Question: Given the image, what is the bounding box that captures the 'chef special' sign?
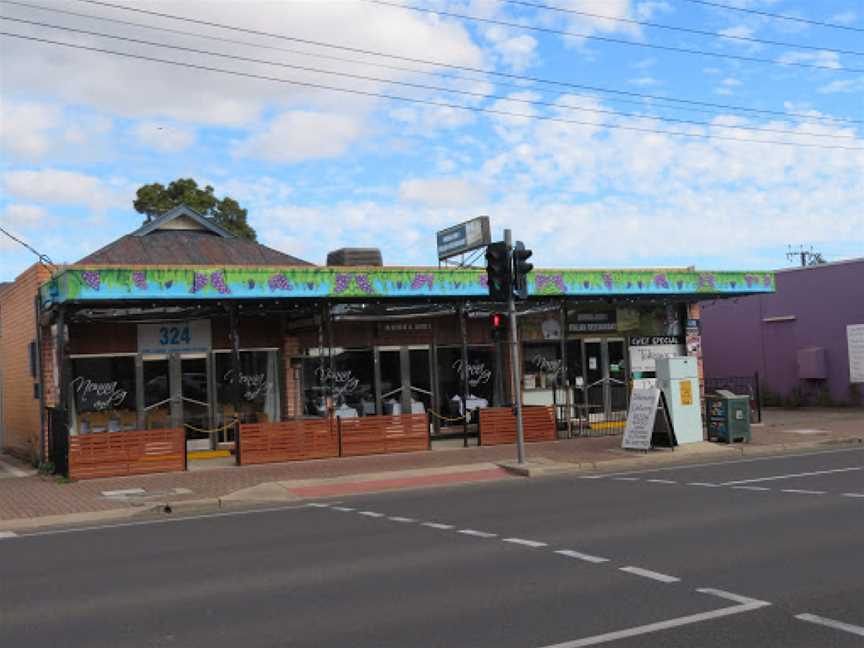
[138,320,212,354]
[628,336,685,373]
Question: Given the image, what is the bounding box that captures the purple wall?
[701,259,864,405]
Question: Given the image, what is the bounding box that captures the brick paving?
[1,407,860,523]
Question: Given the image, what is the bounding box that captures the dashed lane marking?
[646,479,677,484]
[358,511,385,518]
[687,482,721,487]
[458,529,497,538]
[537,588,771,647]
[306,503,331,508]
[619,566,681,583]
[503,538,547,548]
[0,531,18,539]
[719,466,864,486]
[795,613,864,638]
[781,489,825,495]
[333,506,355,512]
[612,477,640,481]
[842,493,864,498]
[421,522,454,530]
[554,550,610,564]
[388,516,416,523]
[731,486,771,491]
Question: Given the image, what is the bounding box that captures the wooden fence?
[68,428,185,480]
[339,413,430,457]
[478,406,557,446]
[238,419,339,465]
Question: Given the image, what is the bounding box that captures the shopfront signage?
[378,321,432,334]
[138,320,212,355]
[629,336,685,373]
[452,359,492,388]
[436,216,491,260]
[848,324,864,383]
[622,388,661,450]
[71,376,129,411]
[569,311,617,332]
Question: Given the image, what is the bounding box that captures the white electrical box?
[655,356,703,444]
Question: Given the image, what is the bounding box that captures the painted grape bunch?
[334,274,352,293]
[744,274,758,288]
[82,270,100,291]
[191,272,208,293]
[698,273,716,289]
[535,274,565,293]
[410,273,434,290]
[355,274,374,294]
[210,271,230,294]
[267,274,293,291]
[132,271,147,290]
[479,275,488,289]
[653,274,670,289]
[602,273,614,290]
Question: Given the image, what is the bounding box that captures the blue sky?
[1,0,863,281]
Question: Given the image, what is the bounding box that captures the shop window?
[437,346,495,426]
[70,356,137,434]
[299,348,374,417]
[522,342,564,390]
[214,351,280,424]
[142,357,171,430]
[565,341,585,391]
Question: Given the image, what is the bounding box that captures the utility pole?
[504,229,526,464]
[786,244,823,267]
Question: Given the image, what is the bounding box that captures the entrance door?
[179,354,212,451]
[607,338,628,418]
[580,338,629,422]
[584,340,604,422]
[141,356,172,430]
[376,346,432,415]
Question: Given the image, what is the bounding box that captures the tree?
[133,178,257,241]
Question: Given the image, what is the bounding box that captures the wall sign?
[377,321,432,335]
[436,216,491,260]
[568,310,617,332]
[629,336,685,373]
[138,320,212,354]
[848,324,864,384]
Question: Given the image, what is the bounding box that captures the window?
[522,342,564,390]
[70,356,137,434]
[214,350,280,424]
[437,346,496,425]
[299,348,375,417]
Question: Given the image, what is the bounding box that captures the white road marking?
[332,506,355,512]
[731,486,771,491]
[358,511,384,518]
[619,566,680,583]
[101,488,147,497]
[388,516,415,523]
[503,538,547,548]
[687,482,720,487]
[781,489,825,495]
[613,477,640,481]
[538,588,771,647]
[842,492,864,498]
[646,479,677,484]
[720,466,864,486]
[421,522,454,530]
[306,502,331,508]
[554,550,610,564]
[795,613,864,638]
[0,531,18,539]
[458,529,497,538]
[578,446,864,479]
[0,457,30,477]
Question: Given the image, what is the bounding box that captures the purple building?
[701,258,864,407]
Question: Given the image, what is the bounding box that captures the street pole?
[504,229,526,464]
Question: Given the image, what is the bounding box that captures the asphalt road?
[2,446,863,647]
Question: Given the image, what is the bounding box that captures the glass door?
[180,354,212,451]
[607,338,629,417]
[141,356,173,430]
[584,339,605,423]
[376,346,432,415]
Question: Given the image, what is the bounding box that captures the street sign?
[436,216,491,260]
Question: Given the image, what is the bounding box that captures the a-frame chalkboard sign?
[622,387,678,451]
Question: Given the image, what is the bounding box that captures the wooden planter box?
[238,419,339,465]
[479,406,556,446]
[68,428,185,480]
[339,414,430,457]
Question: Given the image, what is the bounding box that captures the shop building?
[0,205,775,475]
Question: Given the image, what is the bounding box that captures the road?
[1,446,863,647]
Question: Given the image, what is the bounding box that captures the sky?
[1,0,863,280]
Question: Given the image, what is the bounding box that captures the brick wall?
[0,264,51,462]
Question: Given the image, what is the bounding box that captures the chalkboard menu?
[622,387,677,450]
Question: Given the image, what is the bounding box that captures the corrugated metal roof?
[77,230,310,266]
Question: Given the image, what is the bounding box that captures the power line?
[499,0,864,57]
[0,223,57,271]
[3,15,855,141]
[367,0,864,73]
[2,30,862,152]
[13,0,855,126]
[680,0,864,33]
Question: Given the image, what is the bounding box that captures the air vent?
[326,248,383,267]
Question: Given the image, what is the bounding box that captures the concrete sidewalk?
[1,407,860,531]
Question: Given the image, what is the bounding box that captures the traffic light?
[485,241,511,301]
[489,312,506,340]
[512,240,534,300]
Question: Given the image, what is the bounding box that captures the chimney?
[326,248,383,267]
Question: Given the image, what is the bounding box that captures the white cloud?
[630,76,661,87]
[777,51,842,69]
[132,122,196,153]
[2,169,127,212]
[1,204,48,230]
[234,111,364,163]
[718,25,755,39]
[399,177,486,208]
[818,76,864,94]
[829,11,857,25]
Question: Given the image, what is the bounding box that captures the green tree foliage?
[133,178,257,241]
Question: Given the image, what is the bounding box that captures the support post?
[229,305,242,460]
[505,229,526,464]
[459,305,470,448]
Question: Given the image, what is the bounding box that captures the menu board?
[849,324,864,383]
[622,388,661,450]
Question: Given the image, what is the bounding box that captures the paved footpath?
[0,407,860,529]
[1,446,862,647]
